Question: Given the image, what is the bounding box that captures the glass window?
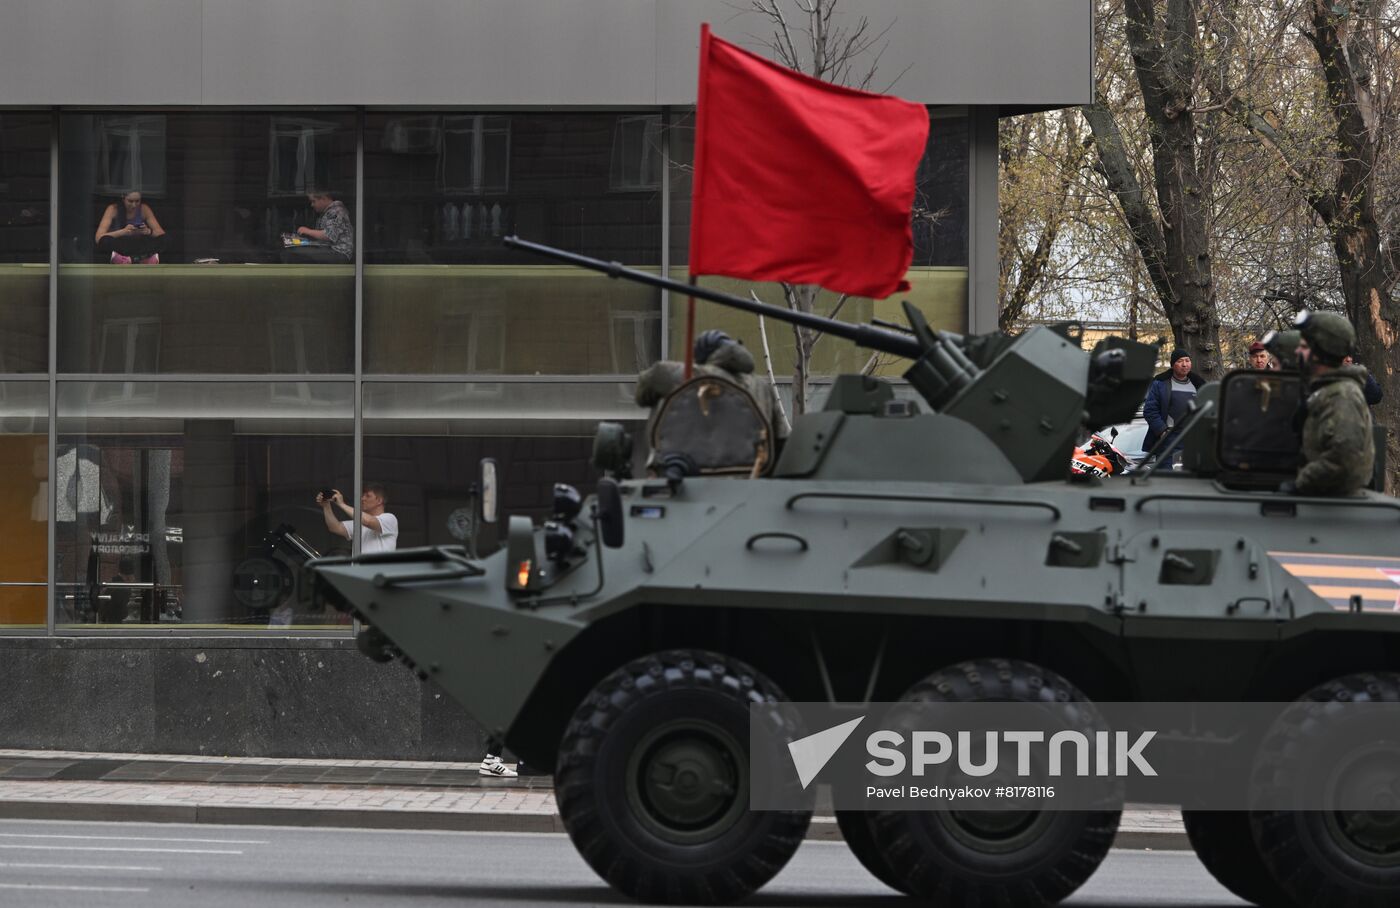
[363,112,661,375]
[0,382,48,628]
[0,113,51,372]
[55,381,353,630]
[666,110,969,376]
[915,113,970,268]
[97,114,166,196]
[58,112,356,374]
[365,381,644,552]
[609,115,663,191]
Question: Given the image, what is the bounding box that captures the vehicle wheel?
[554,649,811,905]
[1250,672,1400,908]
[868,658,1121,906]
[835,809,910,894]
[1182,810,1297,907]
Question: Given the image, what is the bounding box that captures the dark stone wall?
[0,636,487,759]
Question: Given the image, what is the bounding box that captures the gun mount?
[503,236,1157,483]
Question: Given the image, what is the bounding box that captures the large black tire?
[867,658,1122,906]
[1250,672,1400,908]
[835,809,910,894]
[1182,811,1297,907]
[554,649,811,904]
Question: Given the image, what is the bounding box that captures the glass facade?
[363,112,662,375]
[58,112,357,374]
[55,381,353,629]
[2,106,971,634]
[0,382,47,627]
[364,382,641,553]
[0,113,50,372]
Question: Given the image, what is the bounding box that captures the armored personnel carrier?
[311,238,1400,907]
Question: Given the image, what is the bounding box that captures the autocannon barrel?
[502,236,923,360]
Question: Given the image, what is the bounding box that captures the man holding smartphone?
[318,483,398,553]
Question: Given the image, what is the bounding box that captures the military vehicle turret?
[311,238,1400,907]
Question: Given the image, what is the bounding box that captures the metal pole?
[46,109,58,634]
[684,275,697,379]
[352,111,365,557]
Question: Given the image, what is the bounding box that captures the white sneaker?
[479,755,518,778]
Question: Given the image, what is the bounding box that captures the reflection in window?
[98,115,166,195]
[610,309,660,374]
[269,317,331,374]
[269,117,340,197]
[381,116,441,154]
[609,115,662,191]
[0,113,51,371]
[441,115,511,195]
[363,112,662,375]
[57,382,354,629]
[432,310,506,376]
[59,112,356,373]
[913,114,970,268]
[97,317,161,374]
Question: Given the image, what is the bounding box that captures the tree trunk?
[1305,0,1400,489]
[786,283,821,416]
[1123,0,1223,375]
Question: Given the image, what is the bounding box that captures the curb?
[0,800,1187,849]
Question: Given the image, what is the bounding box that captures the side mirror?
[479,458,498,524]
[1110,427,1119,440]
[596,478,624,548]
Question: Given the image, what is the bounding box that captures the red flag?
[689,24,930,299]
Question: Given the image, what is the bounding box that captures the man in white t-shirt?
[319,483,398,553]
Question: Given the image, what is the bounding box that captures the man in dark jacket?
[1142,348,1207,454]
[1342,354,1384,406]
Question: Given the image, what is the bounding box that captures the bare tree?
[1222,0,1400,487]
[998,110,1093,332]
[1081,0,1227,376]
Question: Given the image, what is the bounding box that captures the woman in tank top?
[95,190,166,264]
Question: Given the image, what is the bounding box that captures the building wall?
[0,1,1091,108]
[0,0,1089,757]
[0,636,484,759]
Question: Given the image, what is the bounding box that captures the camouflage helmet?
[1294,310,1355,366]
[693,329,734,365]
[1262,329,1301,371]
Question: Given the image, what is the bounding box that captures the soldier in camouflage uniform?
[1292,311,1374,496]
[1263,329,1301,372]
[635,330,789,443]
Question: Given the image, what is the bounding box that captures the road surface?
[0,819,1245,907]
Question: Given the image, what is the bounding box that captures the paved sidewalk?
[0,749,1187,849]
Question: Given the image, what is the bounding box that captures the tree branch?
[1079,102,1176,309]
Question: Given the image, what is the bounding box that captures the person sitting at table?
[95,190,166,264]
[284,189,353,263]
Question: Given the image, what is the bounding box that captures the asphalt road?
[0,819,1245,907]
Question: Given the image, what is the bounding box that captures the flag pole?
[684,274,697,379]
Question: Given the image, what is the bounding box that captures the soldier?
[1291,311,1375,496]
[1263,329,1302,371]
[636,329,789,441]
[635,328,789,478]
